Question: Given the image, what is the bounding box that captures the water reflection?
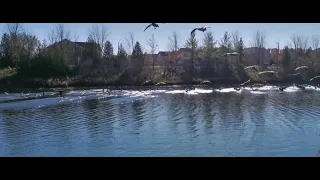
[183,96,198,136]
[0,87,320,156]
[131,100,146,133]
[166,96,183,135]
[200,94,215,132]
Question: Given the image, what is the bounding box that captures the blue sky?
[1,23,320,53]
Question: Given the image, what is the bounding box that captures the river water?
[0,85,319,156]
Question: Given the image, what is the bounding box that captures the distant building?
[243,47,273,66]
[44,39,102,67]
[156,51,169,65]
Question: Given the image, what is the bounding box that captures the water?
[0,86,320,157]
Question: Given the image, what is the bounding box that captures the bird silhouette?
[190,26,211,35]
[144,23,164,32]
[279,86,287,91]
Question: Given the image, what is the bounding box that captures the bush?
[18,51,73,78]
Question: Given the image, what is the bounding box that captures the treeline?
[0,24,74,79]
[0,23,320,87]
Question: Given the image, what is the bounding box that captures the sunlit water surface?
[0,85,319,157]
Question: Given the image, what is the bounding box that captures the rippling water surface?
[0,86,320,157]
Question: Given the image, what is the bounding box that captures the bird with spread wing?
[144,23,165,32]
[190,26,211,35]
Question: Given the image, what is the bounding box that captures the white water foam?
[215,88,242,93]
[185,91,198,95]
[165,88,212,95]
[165,90,186,94]
[305,86,315,90]
[243,87,252,91]
[257,86,276,91]
[304,86,320,91]
[250,91,266,94]
[193,88,213,93]
[284,86,301,92]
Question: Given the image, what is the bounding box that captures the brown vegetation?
[1,23,320,90]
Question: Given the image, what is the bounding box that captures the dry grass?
[0,67,17,80]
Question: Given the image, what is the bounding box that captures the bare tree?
[72,32,79,42]
[251,30,266,48]
[290,34,309,68]
[290,34,309,52]
[47,28,56,45]
[301,36,309,52]
[3,23,25,53]
[3,24,38,59]
[124,32,135,55]
[251,30,267,65]
[147,34,158,54]
[5,23,24,36]
[219,31,231,49]
[167,31,181,75]
[54,24,71,42]
[20,32,40,59]
[0,24,39,68]
[87,24,110,51]
[231,30,240,51]
[38,39,48,52]
[310,36,319,69]
[3,23,25,55]
[287,41,293,49]
[290,34,299,51]
[47,23,71,45]
[311,36,319,50]
[146,34,158,75]
[167,31,180,51]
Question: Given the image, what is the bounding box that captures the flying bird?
[310,75,320,82]
[244,65,259,71]
[258,71,277,77]
[200,80,211,85]
[190,26,211,35]
[279,86,287,91]
[295,66,308,71]
[144,23,165,32]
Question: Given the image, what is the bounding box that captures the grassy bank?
[0,67,239,89]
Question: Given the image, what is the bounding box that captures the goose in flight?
[310,75,320,82]
[190,26,211,35]
[279,86,287,91]
[295,66,308,71]
[144,23,165,32]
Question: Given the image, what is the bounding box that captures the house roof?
[178,48,192,52]
[46,39,102,52]
[158,51,169,56]
[74,42,88,48]
[74,41,102,52]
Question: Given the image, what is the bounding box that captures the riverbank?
[0,67,313,93]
